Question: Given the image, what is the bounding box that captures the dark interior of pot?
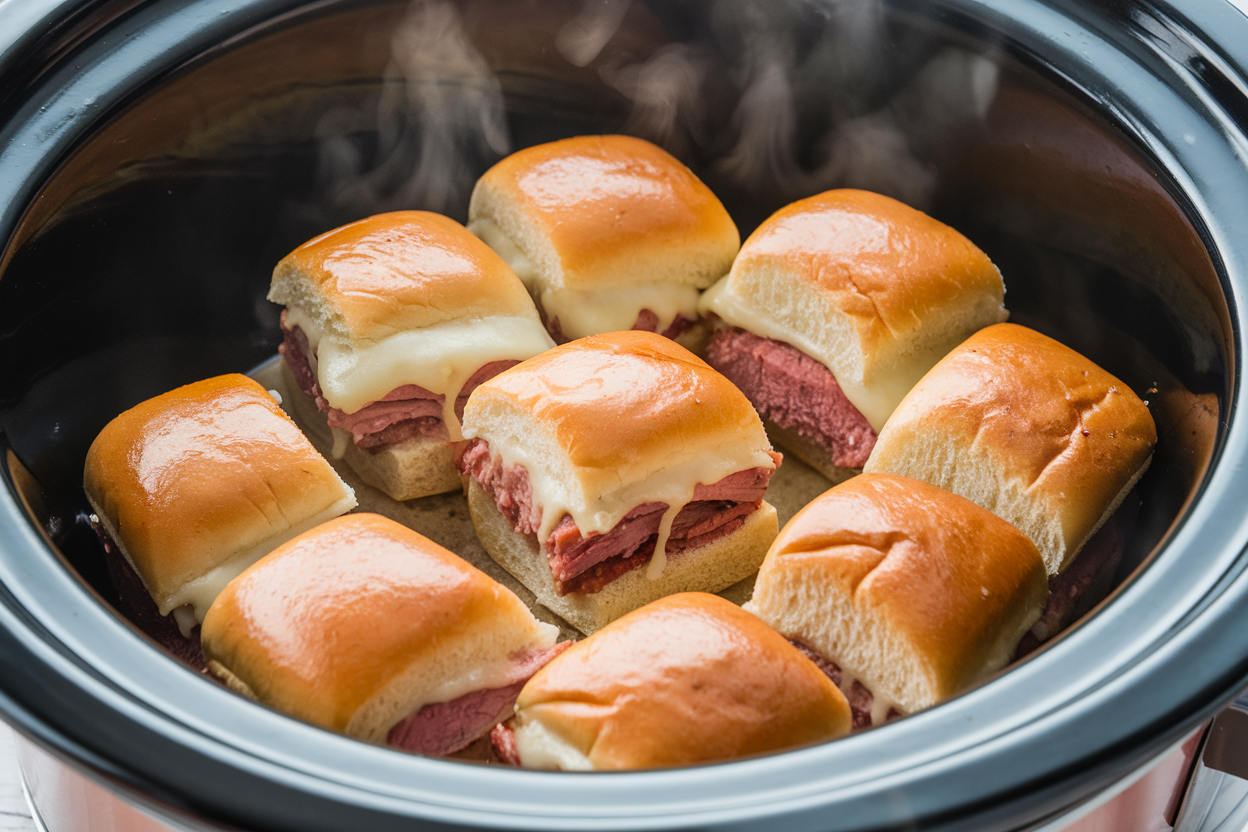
[0,0,1230,776]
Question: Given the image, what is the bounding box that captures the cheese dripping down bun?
[201,513,560,745]
[509,592,852,770]
[699,188,1008,432]
[745,474,1048,718]
[83,373,356,622]
[467,134,740,342]
[864,323,1157,575]
[459,331,780,633]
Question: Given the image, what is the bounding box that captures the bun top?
[749,474,1048,713]
[512,592,851,769]
[269,210,540,344]
[201,513,557,740]
[461,331,778,538]
[468,134,739,292]
[864,323,1157,573]
[699,189,1008,431]
[83,374,354,615]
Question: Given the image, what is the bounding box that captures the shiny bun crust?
[701,189,1008,430]
[462,331,776,507]
[268,210,540,344]
[468,134,740,291]
[83,374,356,617]
[201,513,558,742]
[511,593,851,770]
[746,474,1048,715]
[864,323,1157,574]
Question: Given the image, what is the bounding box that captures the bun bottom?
[466,479,777,634]
[763,418,861,485]
[281,361,460,501]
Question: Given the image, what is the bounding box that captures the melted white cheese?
[291,313,554,442]
[541,284,701,341]
[700,278,921,432]
[512,717,595,771]
[472,435,774,580]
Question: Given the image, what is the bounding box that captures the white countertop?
[0,723,34,831]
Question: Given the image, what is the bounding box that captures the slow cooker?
[2,0,1248,829]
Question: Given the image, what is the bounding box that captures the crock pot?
[1,0,1247,829]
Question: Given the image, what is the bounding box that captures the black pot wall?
[0,0,1246,830]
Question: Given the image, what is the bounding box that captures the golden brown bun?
[268,210,539,344]
[462,331,776,510]
[864,323,1157,574]
[468,134,739,292]
[466,479,777,634]
[746,474,1048,715]
[201,513,558,742]
[699,189,1008,431]
[511,592,851,770]
[83,374,356,618]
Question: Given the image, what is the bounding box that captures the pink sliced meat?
[278,314,515,451]
[386,641,571,758]
[93,520,206,672]
[490,722,522,767]
[790,641,900,730]
[455,439,544,536]
[455,439,780,596]
[705,327,877,469]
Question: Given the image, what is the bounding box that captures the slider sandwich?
[467,134,739,349]
[698,188,1008,482]
[83,374,356,666]
[456,330,781,634]
[745,474,1048,728]
[490,592,852,770]
[201,513,568,757]
[864,323,1157,642]
[269,210,556,501]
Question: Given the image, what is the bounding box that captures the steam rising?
[307,0,999,224]
[309,0,508,224]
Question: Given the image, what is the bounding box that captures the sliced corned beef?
[386,641,571,758]
[790,641,901,730]
[93,519,206,672]
[705,327,877,469]
[456,439,779,596]
[279,314,516,452]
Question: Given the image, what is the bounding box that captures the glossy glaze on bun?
[83,374,356,620]
[746,474,1048,717]
[468,135,739,343]
[864,323,1157,574]
[699,188,1008,432]
[508,592,851,770]
[269,210,541,345]
[202,513,559,743]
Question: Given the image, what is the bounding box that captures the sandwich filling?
[280,310,521,452]
[455,439,780,595]
[386,641,572,758]
[789,641,901,730]
[705,326,877,469]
